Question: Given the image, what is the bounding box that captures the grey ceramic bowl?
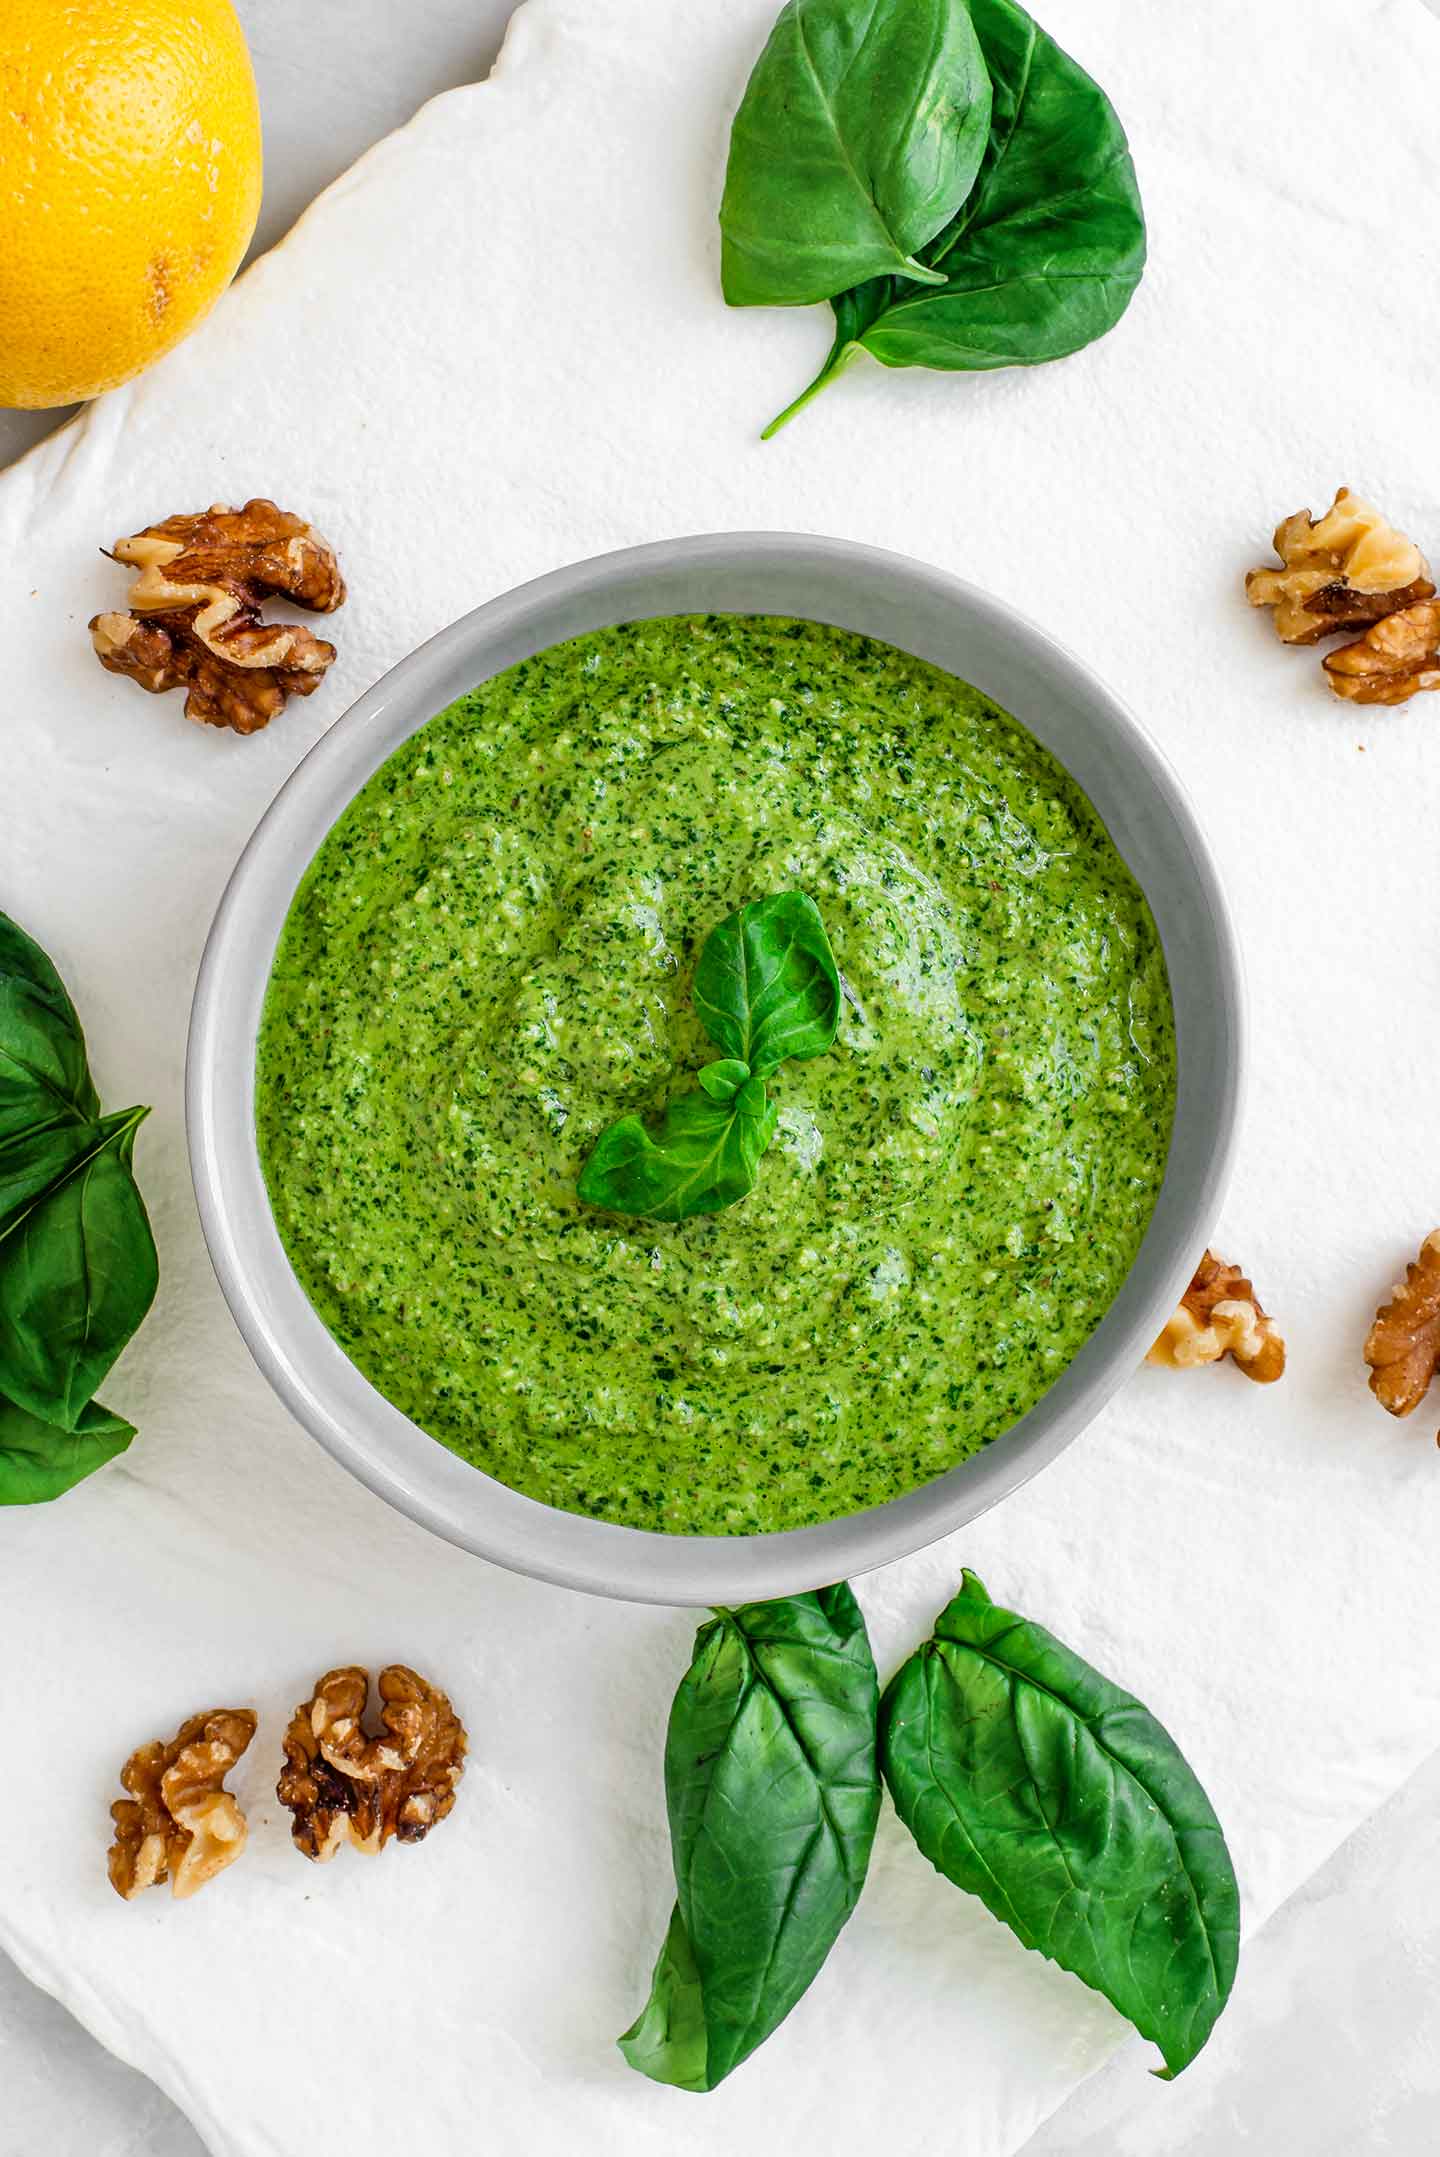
[188,533,1243,1606]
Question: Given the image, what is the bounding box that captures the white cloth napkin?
[3,2,1439,2151]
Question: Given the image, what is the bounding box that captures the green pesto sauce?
[256,616,1175,1536]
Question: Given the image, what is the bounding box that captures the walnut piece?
[1245,487,1433,644]
[277,1665,466,1862]
[1364,1230,1440,1428]
[1148,1250,1286,1383]
[1322,601,1440,706]
[107,1708,257,1901]
[91,606,336,734]
[112,499,347,617]
[89,499,344,735]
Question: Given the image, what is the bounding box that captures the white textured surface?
[12,1745,1440,2157]
[2,3,1440,2154]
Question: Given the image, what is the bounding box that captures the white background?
[3,3,1440,2153]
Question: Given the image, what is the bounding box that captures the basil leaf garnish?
[694,1057,752,1104]
[621,1587,882,2092]
[0,911,157,1503]
[576,1076,776,1224]
[692,890,840,1080]
[719,0,993,307]
[577,891,839,1223]
[880,1570,1239,2078]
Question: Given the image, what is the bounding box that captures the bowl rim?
[187,530,1244,1606]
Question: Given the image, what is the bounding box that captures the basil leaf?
[0,912,157,1502]
[0,1116,114,1235]
[0,1391,134,1504]
[695,1057,752,1104]
[0,911,100,1133]
[615,1906,709,2092]
[577,1075,776,1223]
[880,1570,1239,2078]
[765,0,1146,434]
[621,1586,882,2092]
[577,892,838,1223]
[692,891,841,1079]
[0,1105,158,1431]
[721,0,993,308]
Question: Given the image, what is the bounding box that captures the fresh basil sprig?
[620,1587,882,2092]
[577,890,839,1224]
[720,0,1145,437]
[719,0,993,306]
[0,911,158,1504]
[881,1570,1239,2077]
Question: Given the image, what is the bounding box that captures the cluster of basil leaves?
[622,1573,1239,2093]
[577,890,841,1223]
[0,910,158,1504]
[719,0,1147,435]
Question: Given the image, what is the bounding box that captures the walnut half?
[107,1708,257,1901]
[113,499,346,618]
[1245,488,1433,644]
[1322,601,1440,706]
[90,606,336,735]
[90,498,344,735]
[1364,1230,1440,1432]
[1148,1250,1286,1383]
[277,1665,466,1862]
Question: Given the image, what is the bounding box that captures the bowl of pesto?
[188,534,1242,1605]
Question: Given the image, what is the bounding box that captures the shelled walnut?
[89,498,344,734]
[1322,601,1440,706]
[1364,1230,1440,1434]
[107,1708,257,1901]
[1148,1251,1286,1383]
[1245,488,1433,644]
[277,1665,466,1862]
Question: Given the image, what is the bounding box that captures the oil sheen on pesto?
[257,616,1175,1537]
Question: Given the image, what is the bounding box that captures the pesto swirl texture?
[256,616,1174,1535]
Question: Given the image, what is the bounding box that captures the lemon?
[0,0,263,408]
